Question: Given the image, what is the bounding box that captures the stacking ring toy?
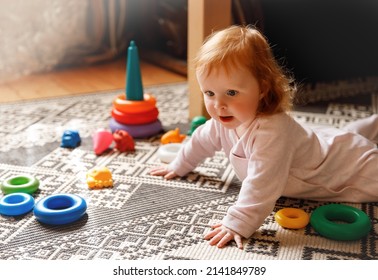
[113,93,156,113]
[34,194,87,225]
[111,107,159,125]
[310,204,371,241]
[1,175,40,195]
[274,208,310,229]
[0,193,35,216]
[109,118,163,138]
[158,143,183,163]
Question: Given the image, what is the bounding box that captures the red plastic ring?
[111,107,159,125]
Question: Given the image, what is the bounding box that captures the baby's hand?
[149,166,178,180]
[204,223,243,249]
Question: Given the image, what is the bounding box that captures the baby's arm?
[151,119,222,179]
[342,114,378,143]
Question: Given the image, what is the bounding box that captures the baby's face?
[197,66,262,136]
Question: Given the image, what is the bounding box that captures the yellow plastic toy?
[274,208,310,229]
[86,166,113,189]
[161,128,186,144]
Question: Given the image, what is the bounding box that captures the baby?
[150,25,378,249]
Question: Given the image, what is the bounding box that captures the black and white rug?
[0,83,377,260]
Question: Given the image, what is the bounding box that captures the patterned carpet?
[0,83,377,260]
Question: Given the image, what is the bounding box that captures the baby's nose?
[214,98,226,110]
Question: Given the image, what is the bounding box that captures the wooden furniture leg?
[187,0,231,119]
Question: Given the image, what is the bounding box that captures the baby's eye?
[226,90,238,96]
[204,91,214,97]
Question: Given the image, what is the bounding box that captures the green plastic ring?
[310,204,371,241]
[1,175,40,195]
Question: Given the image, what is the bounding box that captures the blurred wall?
[261,0,378,83]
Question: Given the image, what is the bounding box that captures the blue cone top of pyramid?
[126,40,144,101]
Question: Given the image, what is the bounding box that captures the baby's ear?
[259,81,269,100]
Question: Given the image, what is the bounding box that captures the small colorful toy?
[274,208,310,229]
[310,203,371,241]
[1,175,39,195]
[61,129,81,148]
[113,129,135,152]
[86,166,113,189]
[157,143,183,163]
[161,128,186,144]
[92,129,113,155]
[108,40,162,138]
[0,193,35,216]
[188,116,207,136]
[34,193,87,225]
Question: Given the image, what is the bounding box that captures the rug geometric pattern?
[0,83,377,260]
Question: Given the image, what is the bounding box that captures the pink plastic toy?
[113,129,135,152]
[93,129,113,155]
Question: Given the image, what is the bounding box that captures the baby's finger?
[210,223,222,229]
[216,233,233,248]
[149,167,167,175]
[164,171,177,180]
[208,230,226,246]
[234,235,243,249]
[203,226,222,240]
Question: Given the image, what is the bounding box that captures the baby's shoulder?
[256,112,294,130]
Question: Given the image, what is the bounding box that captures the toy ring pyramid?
[109,41,163,138]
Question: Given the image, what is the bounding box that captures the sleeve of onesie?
[169,119,223,176]
[222,116,295,238]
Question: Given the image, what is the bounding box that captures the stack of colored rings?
[0,175,39,216]
[109,93,163,138]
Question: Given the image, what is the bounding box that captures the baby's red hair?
[194,25,295,115]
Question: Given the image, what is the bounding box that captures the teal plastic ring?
[34,194,87,225]
[310,204,371,241]
[0,193,35,216]
[1,175,40,195]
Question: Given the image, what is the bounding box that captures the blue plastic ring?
[109,118,163,138]
[34,194,87,225]
[0,193,35,216]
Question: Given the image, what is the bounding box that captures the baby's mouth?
[219,116,234,122]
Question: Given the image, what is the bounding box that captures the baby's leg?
[343,114,378,143]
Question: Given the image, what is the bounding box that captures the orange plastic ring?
[274,208,310,229]
[111,107,159,125]
[113,93,156,113]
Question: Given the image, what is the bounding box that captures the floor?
[0,58,187,103]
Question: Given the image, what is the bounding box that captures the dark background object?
[261,0,378,83]
[131,0,378,93]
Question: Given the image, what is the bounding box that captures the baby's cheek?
[204,101,214,112]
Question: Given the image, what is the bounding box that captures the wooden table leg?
[187,0,231,119]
